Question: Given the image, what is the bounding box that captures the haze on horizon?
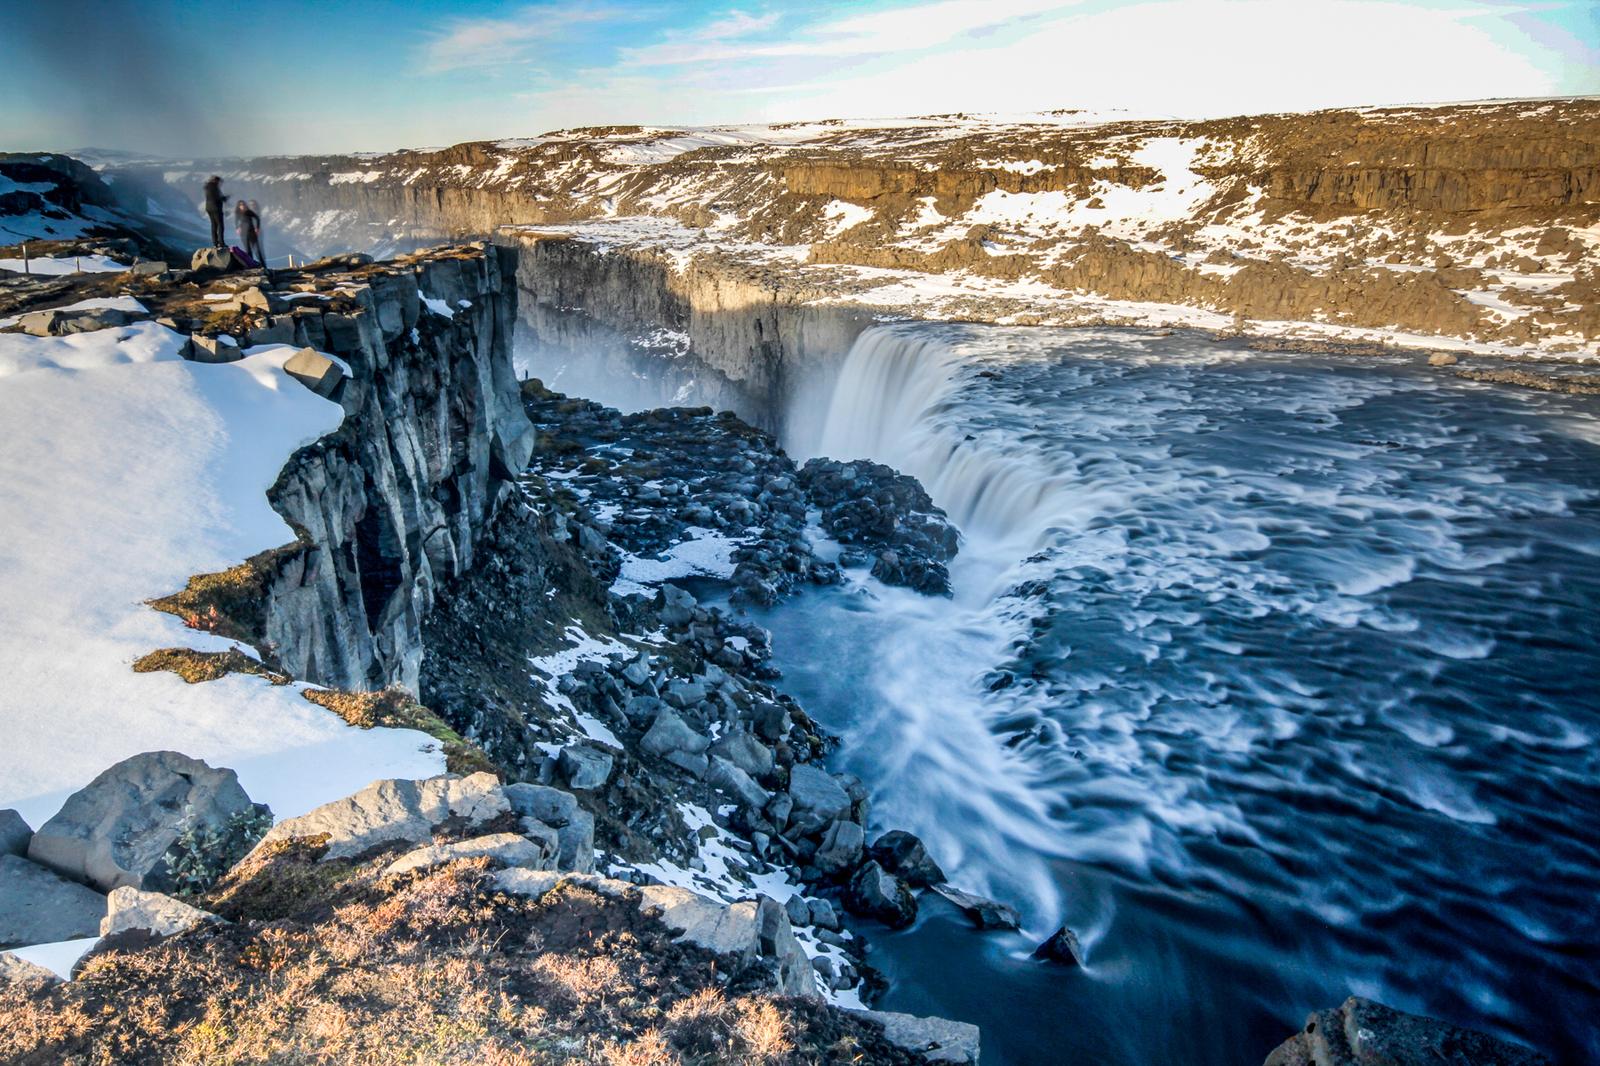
[2,0,1597,158]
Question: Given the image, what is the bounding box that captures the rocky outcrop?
[1263,996,1551,1066]
[257,247,533,691]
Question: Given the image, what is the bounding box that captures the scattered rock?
[869,829,946,887]
[0,854,107,949]
[29,750,267,893]
[845,860,917,929]
[1033,925,1085,966]
[556,744,614,791]
[708,755,770,810]
[1263,996,1552,1066]
[814,818,865,877]
[855,1008,981,1065]
[0,810,31,857]
[503,782,595,873]
[929,883,1021,931]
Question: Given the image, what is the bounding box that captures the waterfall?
[806,324,1086,560]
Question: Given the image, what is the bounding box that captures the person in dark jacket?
[203,175,227,248]
[234,200,265,270]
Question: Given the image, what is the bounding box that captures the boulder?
[709,731,774,779]
[128,260,167,276]
[283,347,345,397]
[868,830,946,887]
[786,765,851,835]
[191,246,233,271]
[855,1009,981,1065]
[1263,996,1552,1066]
[28,751,266,893]
[254,772,506,862]
[929,883,1021,931]
[844,860,917,929]
[100,886,221,940]
[0,810,31,857]
[641,708,710,759]
[503,783,595,873]
[659,584,696,627]
[18,306,139,337]
[0,951,61,988]
[1033,925,1085,966]
[784,894,810,927]
[189,333,241,363]
[0,855,107,948]
[557,745,614,791]
[814,819,865,878]
[708,755,770,810]
[809,896,841,931]
[384,832,552,877]
[1428,352,1460,367]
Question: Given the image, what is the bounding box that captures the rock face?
[27,751,265,893]
[1263,997,1552,1066]
[260,247,534,692]
[0,855,107,949]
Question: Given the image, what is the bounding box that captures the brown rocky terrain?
[108,99,1599,359]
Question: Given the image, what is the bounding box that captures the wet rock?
[556,744,614,791]
[0,810,30,857]
[1034,925,1085,966]
[100,886,221,940]
[384,832,553,877]
[0,855,107,949]
[503,783,595,874]
[814,819,866,878]
[1262,996,1552,1066]
[845,860,917,929]
[930,883,1021,931]
[855,1008,981,1065]
[868,830,946,887]
[254,772,505,862]
[29,751,267,893]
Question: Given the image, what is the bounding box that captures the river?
[736,324,1600,1065]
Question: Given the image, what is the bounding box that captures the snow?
[0,295,145,330]
[821,199,875,237]
[328,170,384,184]
[0,253,127,276]
[526,623,632,744]
[611,528,744,596]
[0,317,444,829]
[420,294,454,318]
[5,937,98,980]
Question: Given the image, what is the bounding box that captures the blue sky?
[3,0,1596,156]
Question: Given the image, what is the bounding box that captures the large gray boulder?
[641,708,710,759]
[708,755,769,811]
[0,855,107,949]
[252,772,505,862]
[190,246,233,271]
[813,819,865,877]
[0,810,31,857]
[855,1009,981,1064]
[1263,996,1552,1066]
[557,745,613,791]
[503,783,595,873]
[868,829,946,887]
[709,731,774,779]
[28,751,265,893]
[786,764,851,835]
[844,860,917,929]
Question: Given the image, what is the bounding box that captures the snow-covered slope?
[0,306,443,827]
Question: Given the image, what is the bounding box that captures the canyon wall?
[261,247,533,691]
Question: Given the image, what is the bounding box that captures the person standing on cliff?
[234,199,266,272]
[202,175,228,249]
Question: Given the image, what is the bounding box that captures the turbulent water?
[756,324,1600,1065]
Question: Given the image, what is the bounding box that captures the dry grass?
[132,647,290,685]
[147,540,302,651]
[302,687,498,776]
[0,854,913,1066]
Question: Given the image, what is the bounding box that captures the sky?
[1,0,1596,157]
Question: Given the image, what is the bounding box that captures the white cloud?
[622,0,1079,66]
[421,3,621,74]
